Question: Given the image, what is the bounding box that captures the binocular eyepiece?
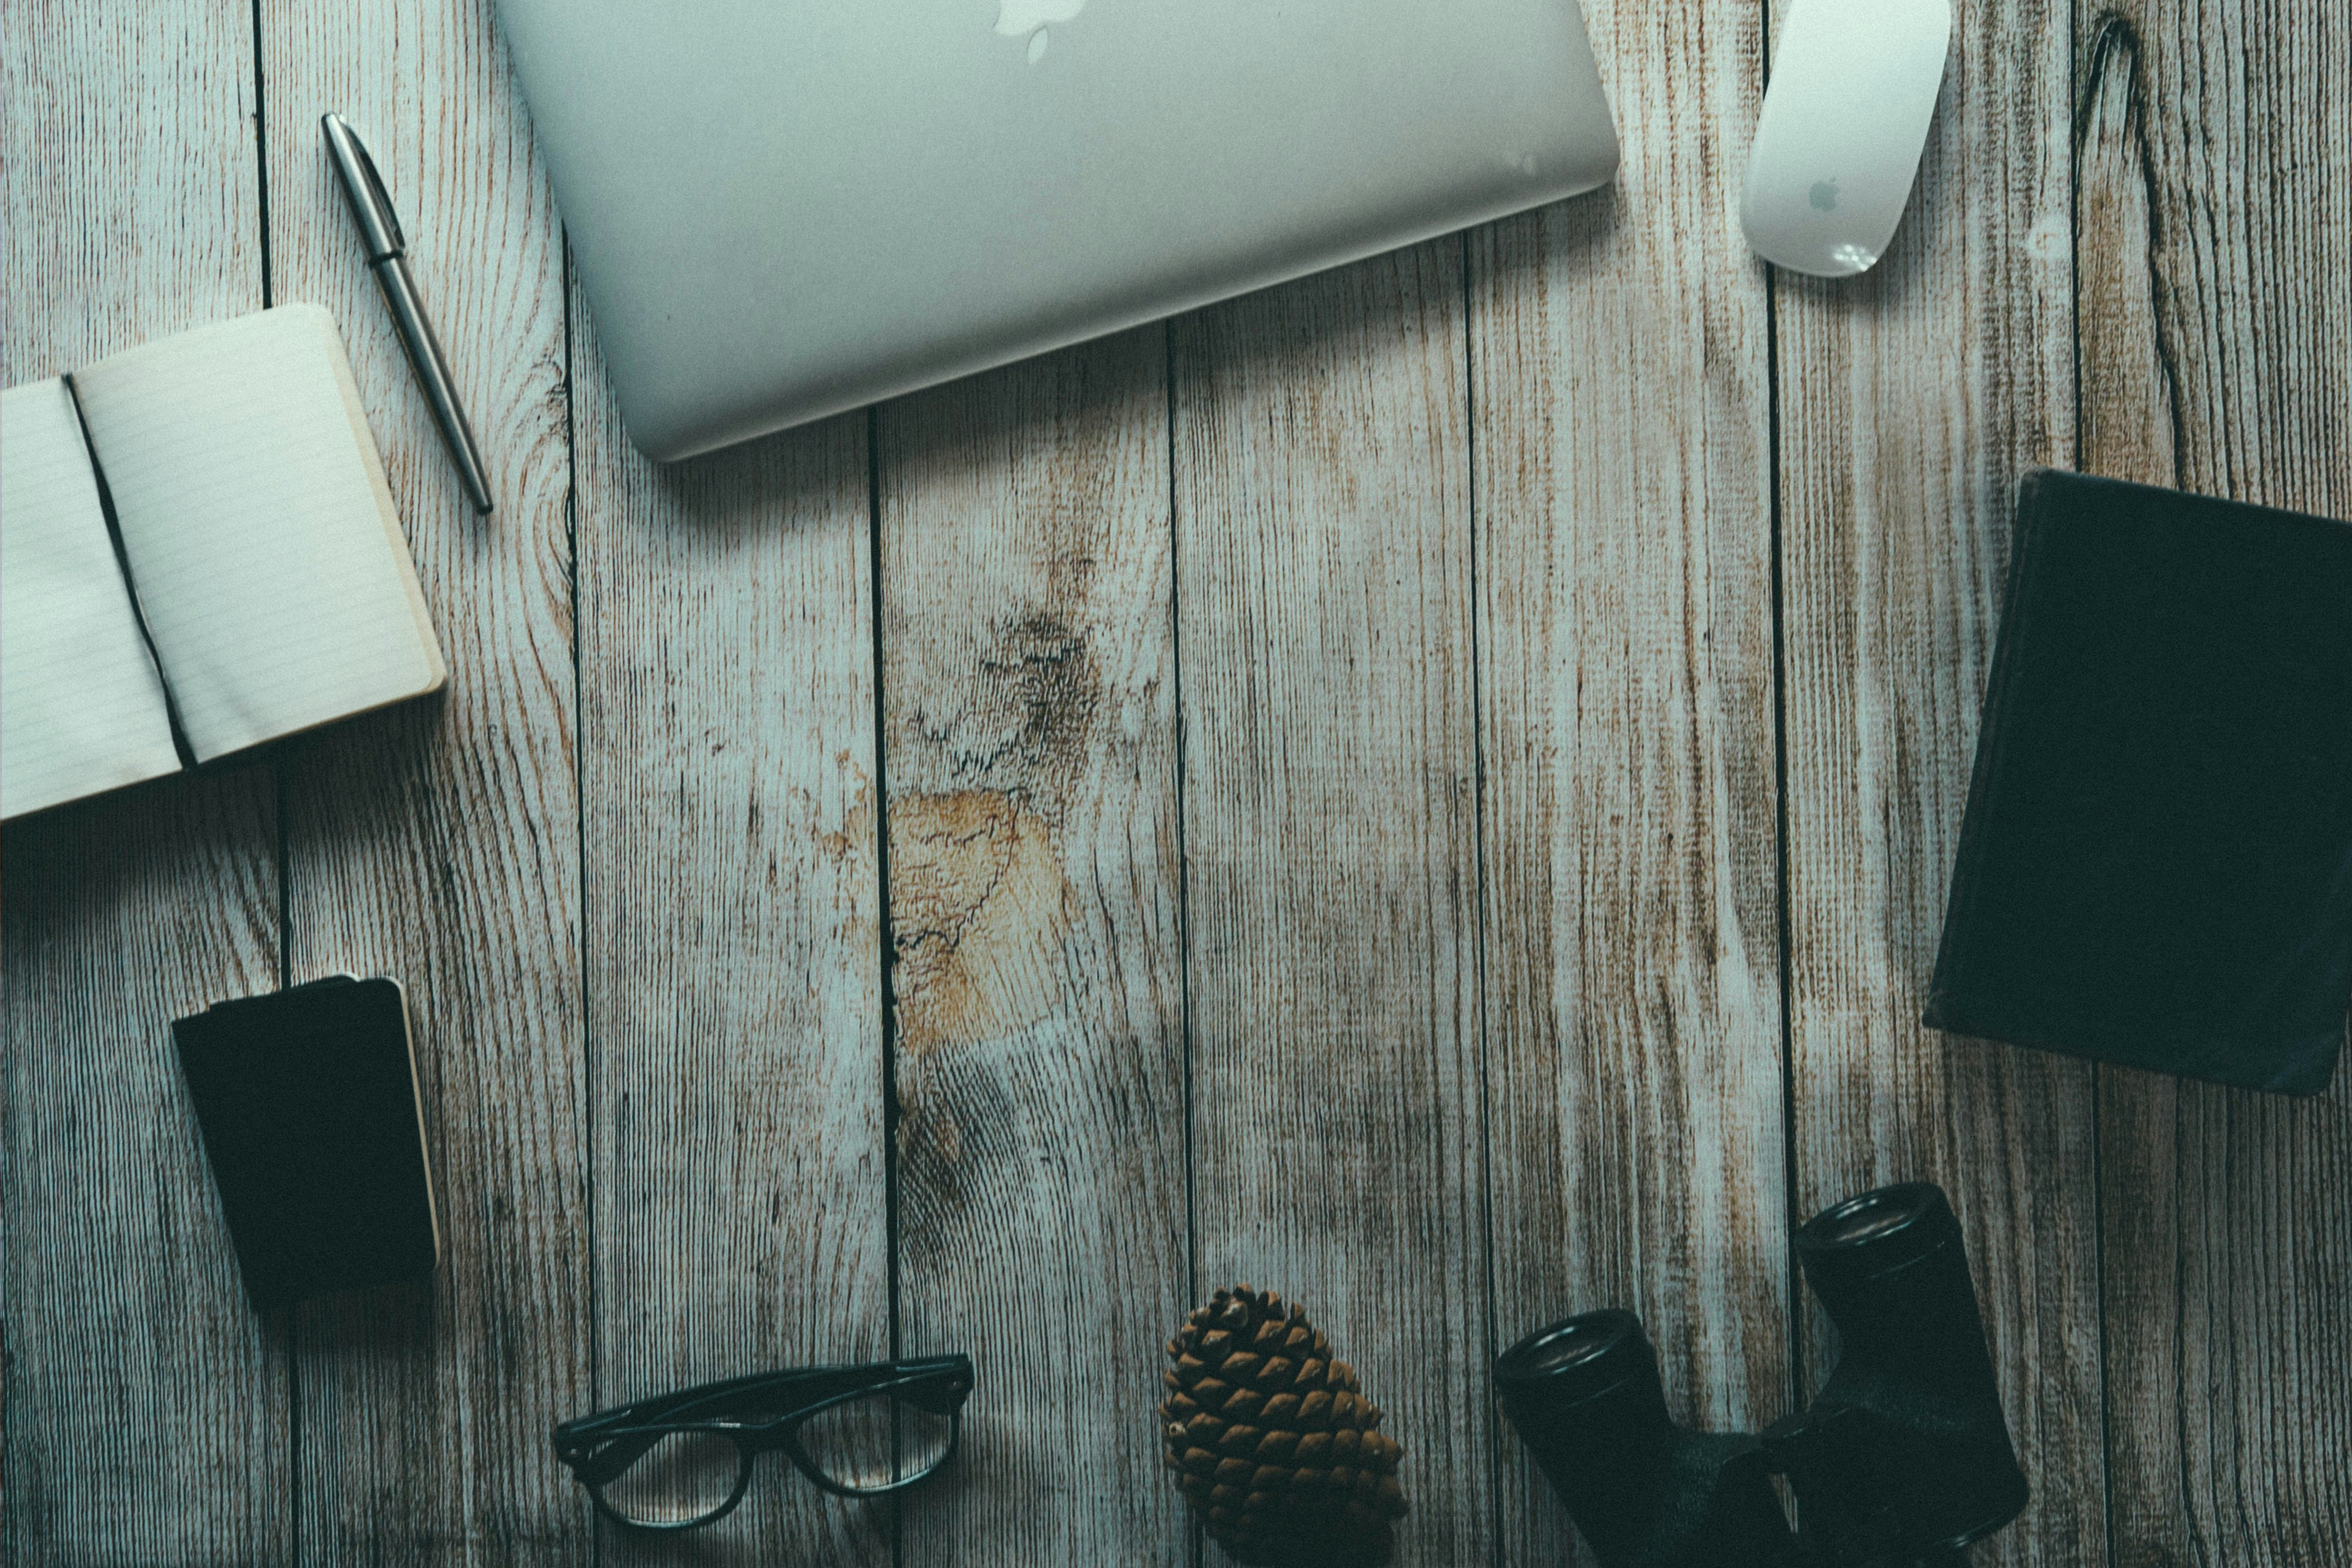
[1495,1183,2028,1568]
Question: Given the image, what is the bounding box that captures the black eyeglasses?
[553,1355,974,1531]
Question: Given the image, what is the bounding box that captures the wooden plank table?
[4,1,2346,1562]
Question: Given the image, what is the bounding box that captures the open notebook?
[2,305,446,821]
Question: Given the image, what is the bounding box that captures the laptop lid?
[496,0,1619,460]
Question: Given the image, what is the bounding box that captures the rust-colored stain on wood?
[5,0,2350,1560]
[889,788,1071,1055]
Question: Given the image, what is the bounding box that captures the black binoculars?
[1494,1183,2029,1568]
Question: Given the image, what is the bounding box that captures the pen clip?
[322,113,406,260]
[350,133,405,256]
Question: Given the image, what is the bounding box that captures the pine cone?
[1161,1285,1408,1567]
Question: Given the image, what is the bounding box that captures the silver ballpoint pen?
[321,113,494,515]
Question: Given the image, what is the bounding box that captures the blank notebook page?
[69,305,444,763]
[0,378,184,817]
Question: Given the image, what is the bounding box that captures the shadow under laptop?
[564,297,870,539]
[619,409,871,538]
[868,320,1168,531]
[590,188,1625,526]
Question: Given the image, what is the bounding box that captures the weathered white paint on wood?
[0,4,289,1563]
[260,0,590,1558]
[1172,243,1492,1562]
[572,322,891,1564]
[1772,0,2112,1560]
[8,0,2351,1560]
[1469,0,1789,1554]
[878,334,1190,1564]
[2079,5,2352,1560]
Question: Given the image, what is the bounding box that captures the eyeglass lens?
[597,1430,747,1527]
[797,1392,958,1493]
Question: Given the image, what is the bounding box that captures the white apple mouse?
[1740,0,1953,278]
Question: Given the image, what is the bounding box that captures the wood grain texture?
[258,0,589,1559]
[877,334,1189,1564]
[2077,5,2352,1562]
[0,4,289,1563]
[572,306,890,1564]
[1171,244,1490,1562]
[1771,0,2111,1559]
[1469,0,1788,1556]
[14,1,2352,1559]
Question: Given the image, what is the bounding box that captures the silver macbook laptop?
[496,0,1619,460]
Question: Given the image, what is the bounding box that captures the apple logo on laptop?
[997,0,1086,62]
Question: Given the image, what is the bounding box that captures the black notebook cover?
[173,975,441,1307]
[1923,470,2352,1094]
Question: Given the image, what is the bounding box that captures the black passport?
[1925,470,2352,1095]
[173,975,441,1307]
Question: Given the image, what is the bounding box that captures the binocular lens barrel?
[1495,1183,2029,1568]
[1496,1312,1793,1567]
[1795,1183,1999,1387]
[1514,1315,1627,1376]
[1786,1183,2029,1554]
[1494,1309,1675,1495]
[1495,1312,1675,1558]
[1796,1182,1957,1293]
[1813,1189,1921,1245]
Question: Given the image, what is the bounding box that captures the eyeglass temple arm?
[560,1367,846,1439]
[746,1357,973,1418]
[558,1356,975,1447]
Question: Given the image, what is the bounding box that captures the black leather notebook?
[1925,470,2352,1094]
[173,975,441,1307]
